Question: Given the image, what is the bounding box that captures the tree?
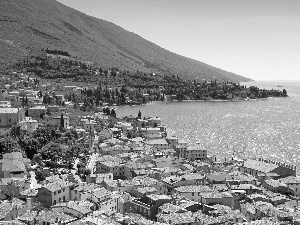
[0,135,23,155]
[39,142,63,162]
[111,108,116,117]
[64,145,81,168]
[283,89,287,96]
[60,113,64,128]
[35,170,51,182]
[138,110,141,118]
[32,153,43,165]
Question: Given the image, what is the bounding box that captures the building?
[47,105,59,113]
[138,127,161,139]
[54,94,65,105]
[19,117,38,133]
[7,179,31,198]
[239,159,296,178]
[70,183,98,201]
[200,192,235,209]
[124,194,172,220]
[86,173,113,184]
[145,139,169,151]
[0,101,11,108]
[0,152,29,178]
[261,179,293,195]
[51,200,95,219]
[178,146,207,161]
[279,176,300,196]
[0,108,25,127]
[162,174,207,194]
[53,115,70,129]
[37,180,72,207]
[27,106,46,118]
[166,136,179,149]
[35,210,75,224]
[63,86,78,92]
[148,117,161,127]
[96,161,125,178]
[151,157,174,168]
[83,120,97,133]
[173,185,213,202]
[0,199,28,221]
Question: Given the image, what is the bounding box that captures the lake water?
[116,81,300,169]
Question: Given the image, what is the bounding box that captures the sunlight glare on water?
[116,81,300,170]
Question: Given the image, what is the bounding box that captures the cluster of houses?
[1,73,300,224]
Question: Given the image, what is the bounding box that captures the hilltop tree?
[283,89,287,96]
[60,113,64,128]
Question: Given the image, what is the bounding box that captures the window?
[58,190,61,194]
[74,190,77,194]
[9,119,12,123]
[63,188,65,192]
[192,192,194,196]
[63,196,66,201]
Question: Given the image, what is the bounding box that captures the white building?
[178,146,207,161]
[145,139,169,151]
[83,120,97,133]
[19,117,38,133]
[148,117,161,127]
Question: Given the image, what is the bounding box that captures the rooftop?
[135,187,157,194]
[91,187,112,199]
[280,176,300,184]
[174,185,212,193]
[53,201,94,215]
[35,210,75,223]
[0,108,18,113]
[147,194,172,201]
[243,159,278,173]
[1,159,26,172]
[146,139,168,145]
[201,192,233,199]
[43,180,72,192]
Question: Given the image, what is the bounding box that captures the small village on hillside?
[0,72,298,225]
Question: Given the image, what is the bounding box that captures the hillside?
[0,0,252,82]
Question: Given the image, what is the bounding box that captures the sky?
[57,0,300,81]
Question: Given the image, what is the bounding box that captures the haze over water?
[117,81,300,170]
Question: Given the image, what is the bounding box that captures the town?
[0,72,298,225]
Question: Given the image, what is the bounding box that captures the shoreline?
[116,97,280,108]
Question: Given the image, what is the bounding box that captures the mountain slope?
[0,0,252,82]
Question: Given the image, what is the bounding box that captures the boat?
[277,85,283,87]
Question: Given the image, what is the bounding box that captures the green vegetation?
[0,0,252,82]
[0,124,90,168]
[9,53,287,107]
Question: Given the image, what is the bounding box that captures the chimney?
[26,198,32,210]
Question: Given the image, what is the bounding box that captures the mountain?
[0,0,252,82]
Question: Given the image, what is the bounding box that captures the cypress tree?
[60,113,64,128]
